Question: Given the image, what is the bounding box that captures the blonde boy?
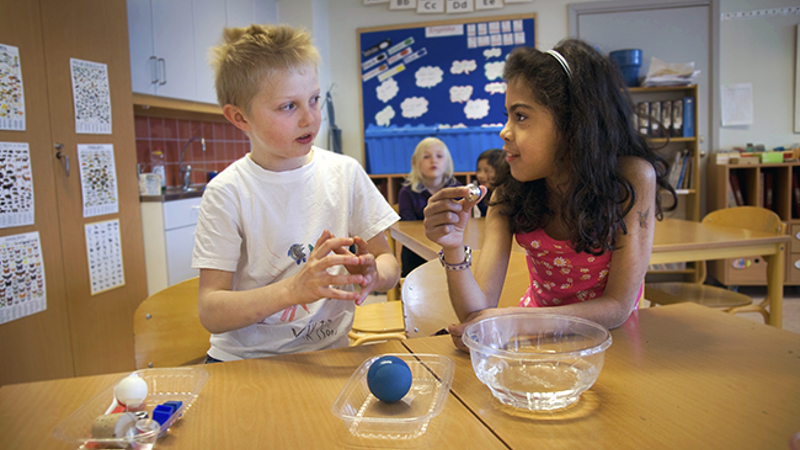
[193,24,400,361]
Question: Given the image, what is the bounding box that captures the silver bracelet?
[438,246,472,271]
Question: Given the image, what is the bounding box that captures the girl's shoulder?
[619,156,656,186]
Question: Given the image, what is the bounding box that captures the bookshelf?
[708,159,800,286]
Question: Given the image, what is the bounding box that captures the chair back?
[702,206,784,235]
[133,277,210,369]
[402,251,529,338]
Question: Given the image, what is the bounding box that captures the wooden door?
[39,0,147,376]
[0,0,75,385]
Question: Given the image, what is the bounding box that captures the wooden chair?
[133,277,210,369]
[645,206,785,323]
[348,300,407,346]
[402,251,530,339]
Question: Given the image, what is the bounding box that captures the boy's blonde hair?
[405,137,455,193]
[210,24,320,112]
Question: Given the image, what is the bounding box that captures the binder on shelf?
[649,101,661,136]
[661,100,672,137]
[729,172,745,206]
[682,96,694,137]
[675,150,690,189]
[764,171,774,211]
[667,150,683,189]
[680,150,693,189]
[728,177,738,208]
[672,99,683,137]
[636,102,649,135]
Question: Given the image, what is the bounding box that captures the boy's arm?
[197,231,367,333]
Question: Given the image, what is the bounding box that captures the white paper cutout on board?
[415,66,443,88]
[0,43,26,131]
[375,105,396,126]
[78,144,119,217]
[377,78,399,103]
[451,60,477,75]
[450,85,473,103]
[464,98,490,119]
[0,231,46,325]
[0,142,34,229]
[70,58,112,134]
[401,97,429,118]
[485,61,505,80]
[484,48,501,59]
[721,83,753,126]
[485,82,507,95]
[85,219,125,294]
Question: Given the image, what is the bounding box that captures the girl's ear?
[223,104,250,132]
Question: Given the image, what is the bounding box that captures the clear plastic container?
[331,353,454,440]
[53,367,209,449]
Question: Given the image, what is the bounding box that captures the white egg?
[113,375,148,408]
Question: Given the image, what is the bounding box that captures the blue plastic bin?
[364,124,437,174]
[609,49,642,87]
[437,126,504,172]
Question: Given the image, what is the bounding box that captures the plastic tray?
[53,367,209,448]
[331,353,454,440]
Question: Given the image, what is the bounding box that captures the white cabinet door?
[165,225,199,286]
[127,0,156,95]
[151,0,197,100]
[192,0,227,104]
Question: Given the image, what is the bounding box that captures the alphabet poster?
[0,43,25,131]
[85,219,125,294]
[78,143,119,218]
[0,142,34,228]
[0,231,46,325]
[70,58,112,134]
[358,14,535,130]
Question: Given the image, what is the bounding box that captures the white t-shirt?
[193,147,399,360]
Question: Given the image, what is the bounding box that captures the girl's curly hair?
[492,39,677,256]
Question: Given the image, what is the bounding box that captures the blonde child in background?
[397,137,460,277]
[193,24,400,362]
[474,148,506,217]
[423,40,677,351]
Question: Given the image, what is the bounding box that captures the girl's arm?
[197,232,365,333]
[424,186,513,322]
[397,187,419,221]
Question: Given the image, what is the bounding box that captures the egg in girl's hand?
[113,374,148,408]
[367,355,412,403]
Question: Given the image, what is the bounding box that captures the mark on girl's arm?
[637,208,650,229]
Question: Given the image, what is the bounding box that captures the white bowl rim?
[462,313,612,358]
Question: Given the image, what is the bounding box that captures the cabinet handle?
[55,143,69,177]
[157,58,166,86]
[149,56,158,84]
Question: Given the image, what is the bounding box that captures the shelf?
[132,93,226,122]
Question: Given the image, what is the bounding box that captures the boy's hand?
[333,235,378,306]
[290,230,366,304]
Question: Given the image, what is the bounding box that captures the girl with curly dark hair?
[423,39,677,350]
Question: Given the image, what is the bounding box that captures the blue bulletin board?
[357,14,536,174]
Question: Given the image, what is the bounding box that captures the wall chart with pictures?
[0,141,34,229]
[357,14,535,173]
[0,43,25,131]
[0,231,46,325]
[70,58,112,134]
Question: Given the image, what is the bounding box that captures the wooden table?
[2,304,798,449]
[391,218,789,327]
[404,303,800,450]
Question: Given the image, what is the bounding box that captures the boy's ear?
[222,104,250,132]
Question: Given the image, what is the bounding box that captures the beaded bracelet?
[438,246,472,271]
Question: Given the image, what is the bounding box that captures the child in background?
[397,137,459,277]
[193,24,400,361]
[423,40,677,351]
[474,148,505,217]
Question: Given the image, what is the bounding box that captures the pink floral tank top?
[515,228,642,308]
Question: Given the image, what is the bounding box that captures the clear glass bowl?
[463,313,612,411]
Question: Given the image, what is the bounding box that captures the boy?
[193,24,400,361]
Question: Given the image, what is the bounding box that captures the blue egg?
[367,356,412,403]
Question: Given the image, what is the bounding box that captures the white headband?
[545,49,571,78]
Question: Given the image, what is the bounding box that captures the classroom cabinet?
[127,0,277,104]
[707,159,800,286]
[0,0,147,385]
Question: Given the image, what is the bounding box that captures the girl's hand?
[447,307,509,352]
[289,230,365,304]
[333,235,379,306]
[424,185,487,250]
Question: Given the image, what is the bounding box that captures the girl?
[398,137,459,277]
[423,40,677,351]
[474,148,506,217]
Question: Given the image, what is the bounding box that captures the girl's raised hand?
[289,230,365,304]
[423,185,486,250]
